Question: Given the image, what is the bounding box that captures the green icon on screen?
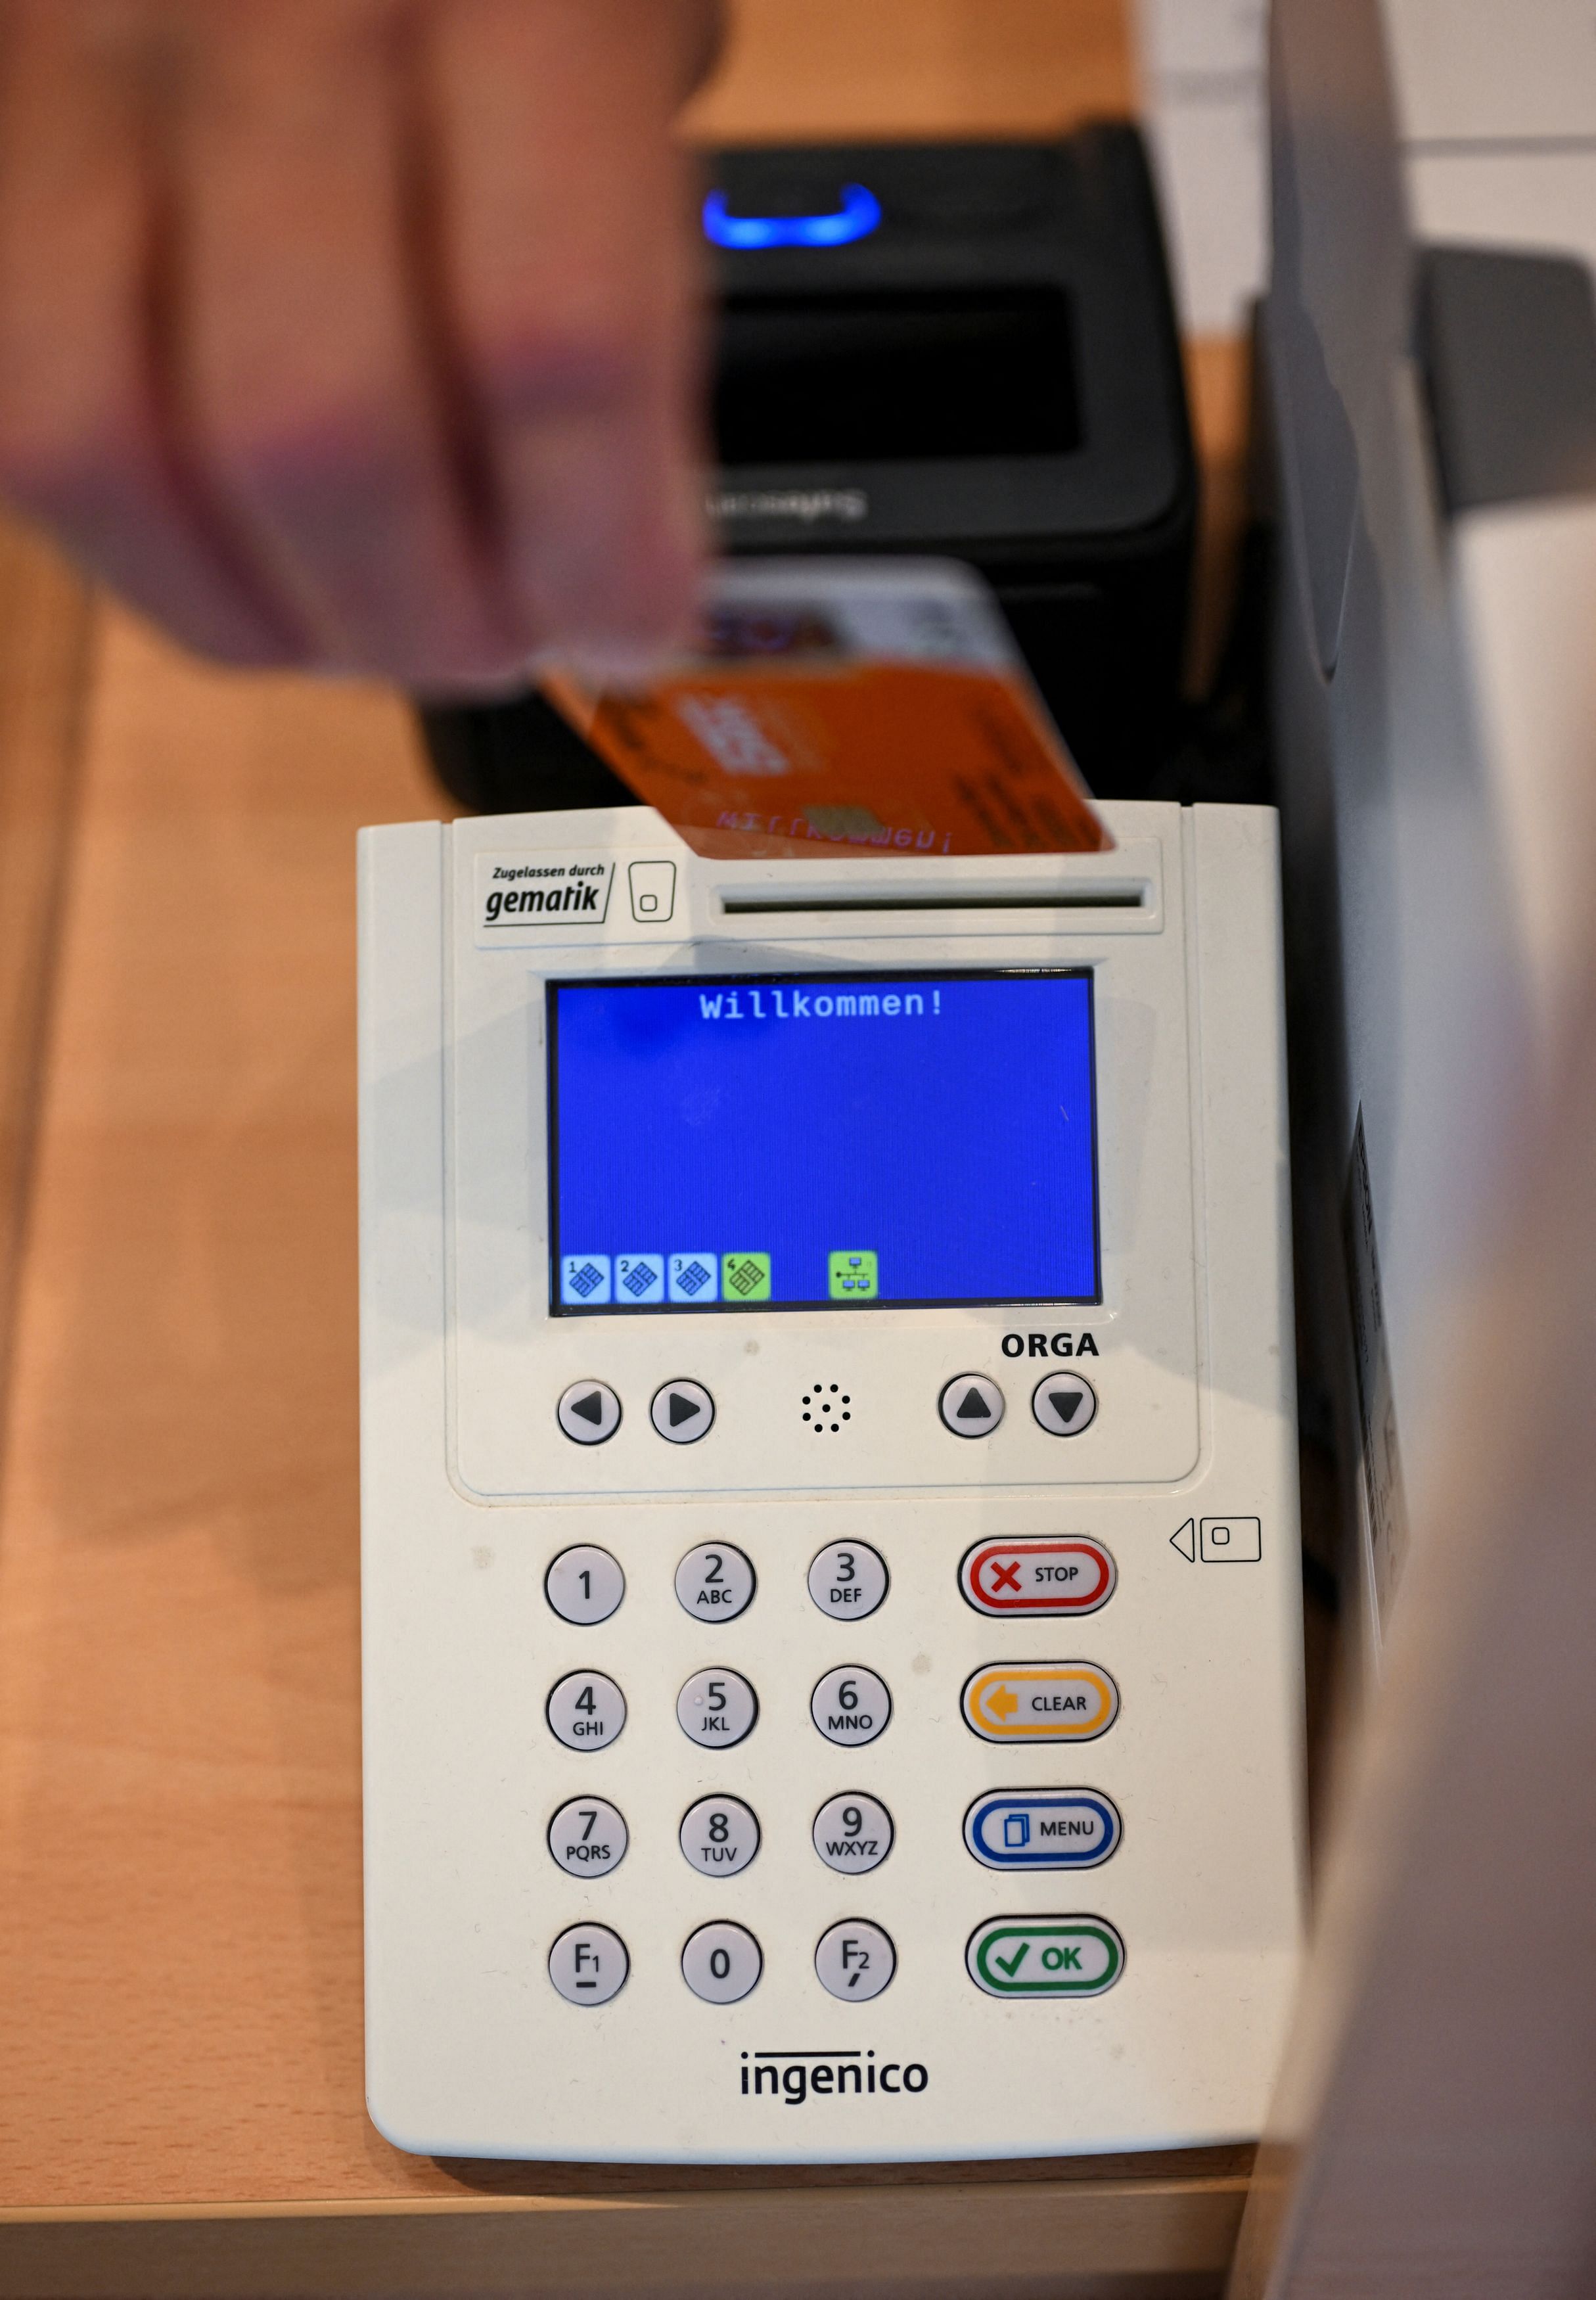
[829,1250,878,1300]
[721,1252,772,1302]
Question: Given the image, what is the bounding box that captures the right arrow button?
[650,1379,716,1444]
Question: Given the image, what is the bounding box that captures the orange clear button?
[960,1663,1119,1743]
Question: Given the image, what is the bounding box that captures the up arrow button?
[938,1373,1005,1436]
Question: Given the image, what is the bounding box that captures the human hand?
[0,0,718,689]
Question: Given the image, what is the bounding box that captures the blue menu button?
[963,1791,1122,1870]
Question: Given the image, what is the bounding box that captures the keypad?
[811,1665,891,1747]
[546,1545,625,1625]
[807,1541,888,1621]
[549,1796,628,1877]
[679,1795,760,1877]
[547,1669,626,1751]
[675,1543,755,1623]
[677,1667,758,1749]
[537,1521,1131,2013]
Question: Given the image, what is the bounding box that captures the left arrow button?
[557,1380,621,1445]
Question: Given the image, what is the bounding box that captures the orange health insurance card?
[542,559,1110,862]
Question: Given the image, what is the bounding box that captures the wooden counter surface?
[0,6,1254,2292]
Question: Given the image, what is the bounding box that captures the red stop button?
[958,1537,1116,1617]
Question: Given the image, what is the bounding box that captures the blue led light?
[702,183,882,250]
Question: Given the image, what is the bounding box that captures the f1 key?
[959,1537,1116,1618]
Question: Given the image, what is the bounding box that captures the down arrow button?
[1031,1372,1098,1437]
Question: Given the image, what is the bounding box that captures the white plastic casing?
[359,800,1304,2163]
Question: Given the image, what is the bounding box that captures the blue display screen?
[548,971,1099,1313]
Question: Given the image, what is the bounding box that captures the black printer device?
[422,124,1195,810]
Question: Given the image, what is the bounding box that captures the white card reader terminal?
[358,801,1305,2163]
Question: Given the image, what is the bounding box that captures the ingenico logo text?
[741,2050,928,2104]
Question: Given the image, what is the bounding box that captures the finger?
[423,0,710,660]
[679,0,728,104]
[171,0,521,686]
[0,1,310,664]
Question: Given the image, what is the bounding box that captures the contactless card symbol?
[828,1249,878,1300]
[616,1254,664,1303]
[561,1254,612,1305]
[669,1254,720,1304]
[721,1252,771,1302]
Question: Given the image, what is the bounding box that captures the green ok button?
[966,1916,1124,1998]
